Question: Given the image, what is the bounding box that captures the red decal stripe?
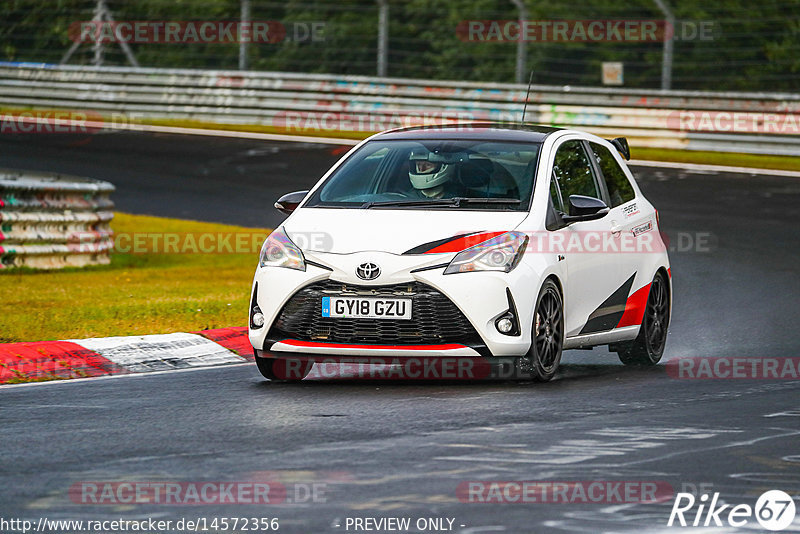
[667,267,672,278]
[616,283,651,328]
[279,339,467,351]
[0,341,126,384]
[195,327,252,358]
[426,231,505,254]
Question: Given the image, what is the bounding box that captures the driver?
[408,150,457,199]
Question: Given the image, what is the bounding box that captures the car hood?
[284,207,528,255]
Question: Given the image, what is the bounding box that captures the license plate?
[321,297,412,320]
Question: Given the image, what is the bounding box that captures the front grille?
[269,280,482,345]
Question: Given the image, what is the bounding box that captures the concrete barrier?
[0,63,798,155]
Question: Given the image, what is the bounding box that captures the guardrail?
[0,63,798,155]
[0,169,114,269]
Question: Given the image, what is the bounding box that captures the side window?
[590,142,635,207]
[549,173,564,213]
[552,140,600,213]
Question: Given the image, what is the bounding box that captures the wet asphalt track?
[1,131,799,533]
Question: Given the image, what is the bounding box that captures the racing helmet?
[408,150,454,190]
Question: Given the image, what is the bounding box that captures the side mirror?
[274,190,309,215]
[562,195,609,223]
[610,137,631,160]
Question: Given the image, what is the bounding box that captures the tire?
[616,270,670,366]
[255,352,313,381]
[518,279,564,381]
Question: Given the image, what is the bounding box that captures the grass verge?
[0,213,269,343]
[632,147,800,172]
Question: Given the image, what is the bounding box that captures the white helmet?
[408,150,454,190]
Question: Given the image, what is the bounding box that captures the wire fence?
[1,0,798,92]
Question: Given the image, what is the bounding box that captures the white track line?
[629,158,800,178]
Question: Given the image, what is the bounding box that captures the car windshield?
[303,139,541,211]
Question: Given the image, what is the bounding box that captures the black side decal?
[579,273,636,335]
[402,233,474,255]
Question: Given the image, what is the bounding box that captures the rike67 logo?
[668,490,796,531]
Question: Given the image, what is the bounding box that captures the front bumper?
[256,339,484,360]
[249,250,542,359]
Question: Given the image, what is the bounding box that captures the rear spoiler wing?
[609,137,630,160]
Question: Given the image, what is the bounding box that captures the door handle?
[611,223,622,237]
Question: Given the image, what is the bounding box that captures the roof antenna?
[521,68,534,124]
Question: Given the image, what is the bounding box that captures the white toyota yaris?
[249,123,671,381]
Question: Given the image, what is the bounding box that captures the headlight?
[444,231,528,274]
[259,227,305,271]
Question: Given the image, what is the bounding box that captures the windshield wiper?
[363,197,521,208]
[455,197,522,205]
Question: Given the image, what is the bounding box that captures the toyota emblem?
[356,262,381,281]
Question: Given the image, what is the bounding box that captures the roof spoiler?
[609,137,630,160]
